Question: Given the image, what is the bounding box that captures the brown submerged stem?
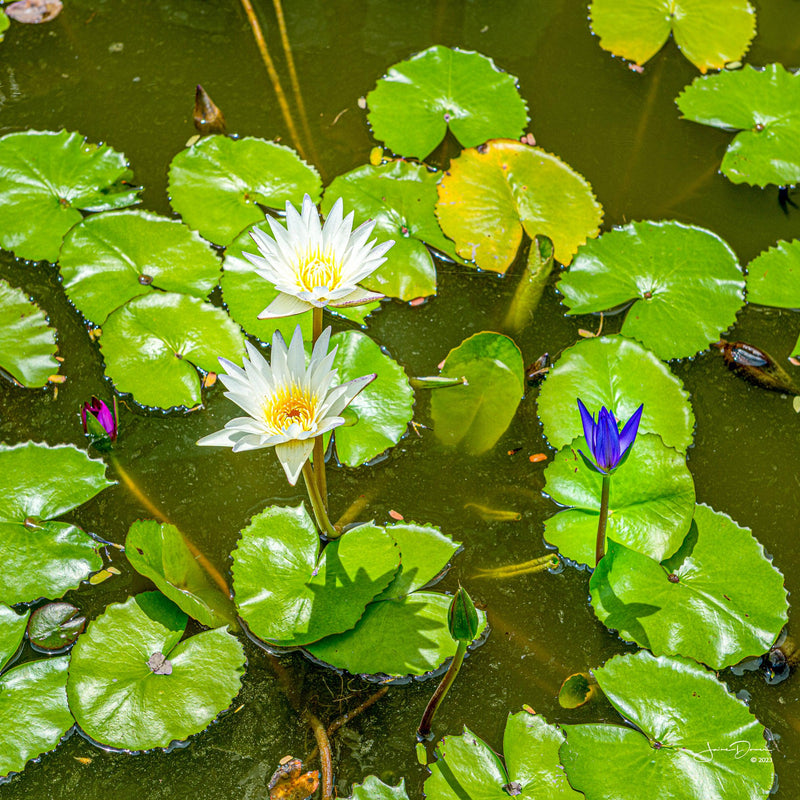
[306,712,334,800]
[238,0,307,160]
[110,455,233,600]
[417,640,467,739]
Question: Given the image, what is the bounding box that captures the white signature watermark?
[693,740,774,763]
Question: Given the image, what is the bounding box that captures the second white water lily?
[245,194,394,319]
[197,325,375,486]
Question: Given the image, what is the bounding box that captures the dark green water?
[1,1,800,798]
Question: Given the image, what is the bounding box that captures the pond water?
[2,0,800,798]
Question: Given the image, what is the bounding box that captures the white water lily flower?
[197,325,375,485]
[244,194,394,319]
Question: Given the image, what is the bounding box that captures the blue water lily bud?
[576,399,643,475]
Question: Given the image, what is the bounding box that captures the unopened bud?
[447,586,479,643]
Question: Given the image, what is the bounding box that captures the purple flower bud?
[576,399,643,475]
[81,396,118,451]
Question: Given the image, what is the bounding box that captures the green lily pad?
[220,222,375,347]
[560,651,774,800]
[168,135,322,246]
[0,12,9,40]
[99,292,245,409]
[330,330,414,468]
[0,605,30,670]
[0,656,74,781]
[558,220,744,360]
[425,710,581,800]
[306,591,484,678]
[366,46,528,160]
[232,505,400,647]
[307,523,478,677]
[321,161,466,301]
[343,776,410,800]
[126,520,237,629]
[59,211,221,325]
[67,592,245,751]
[590,504,788,670]
[543,433,696,566]
[747,240,800,355]
[430,332,525,455]
[676,64,800,187]
[558,673,596,709]
[537,335,694,453]
[0,442,113,605]
[377,523,459,601]
[589,0,756,73]
[0,279,59,387]
[0,129,140,262]
[437,140,603,272]
[27,602,85,652]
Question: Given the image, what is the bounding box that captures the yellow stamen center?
[264,384,318,434]
[296,248,342,292]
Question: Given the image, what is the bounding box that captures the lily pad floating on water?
[0,656,74,783]
[342,776,409,800]
[59,211,221,326]
[543,433,696,567]
[329,330,415,467]
[67,591,245,751]
[746,239,800,356]
[589,0,756,73]
[424,709,581,800]
[560,651,775,800]
[321,161,466,301]
[0,279,59,387]
[0,604,30,670]
[558,220,744,360]
[0,442,113,605]
[437,140,603,272]
[305,524,479,678]
[99,292,245,409]
[537,335,695,453]
[590,504,788,670]
[232,504,400,648]
[0,129,140,262]
[168,135,322,246]
[366,46,529,160]
[221,223,375,347]
[126,520,236,629]
[27,602,85,652]
[676,64,800,187]
[431,332,525,456]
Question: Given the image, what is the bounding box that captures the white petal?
[287,324,307,376]
[330,287,385,307]
[274,439,314,485]
[325,373,376,417]
[258,293,314,319]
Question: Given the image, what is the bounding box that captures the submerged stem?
[417,640,467,739]
[302,462,339,539]
[306,712,333,800]
[238,0,307,160]
[110,455,234,603]
[596,473,611,566]
[503,236,554,333]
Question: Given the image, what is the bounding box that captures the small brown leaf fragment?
[268,758,320,800]
[388,509,404,521]
[503,782,522,796]
[74,757,93,765]
[529,453,547,463]
[5,0,62,23]
[48,374,67,384]
[193,84,227,135]
[202,371,218,388]
[790,357,800,367]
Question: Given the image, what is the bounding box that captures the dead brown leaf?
[5,0,63,23]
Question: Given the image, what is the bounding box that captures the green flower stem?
[302,461,339,539]
[596,473,611,566]
[312,305,328,508]
[109,454,237,622]
[417,640,467,739]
